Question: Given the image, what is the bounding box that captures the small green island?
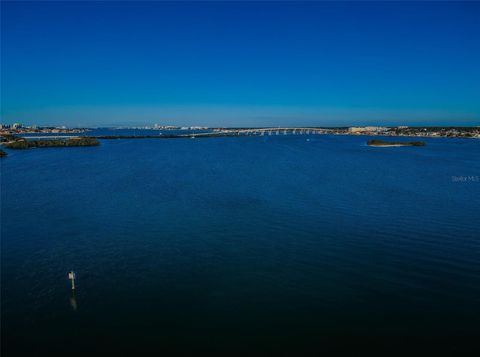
[367,139,426,147]
[4,136,99,149]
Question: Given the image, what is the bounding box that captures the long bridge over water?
[19,128,338,141]
[188,127,335,137]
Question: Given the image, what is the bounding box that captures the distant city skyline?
[2,1,479,127]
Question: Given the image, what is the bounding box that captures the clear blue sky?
[1,1,479,127]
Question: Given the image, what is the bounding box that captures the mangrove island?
[367,139,426,147]
[4,136,99,149]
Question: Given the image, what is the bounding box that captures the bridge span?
[189,128,334,137]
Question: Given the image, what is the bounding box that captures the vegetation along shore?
[367,139,426,147]
[3,136,99,149]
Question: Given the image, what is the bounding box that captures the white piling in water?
[68,271,76,290]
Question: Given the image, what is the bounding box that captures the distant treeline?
[367,140,426,147]
[5,137,99,149]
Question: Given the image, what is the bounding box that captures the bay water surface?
[1,133,479,354]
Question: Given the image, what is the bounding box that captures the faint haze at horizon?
[2,105,478,128]
[1,1,479,127]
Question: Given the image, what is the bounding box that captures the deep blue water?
[1,134,480,354]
